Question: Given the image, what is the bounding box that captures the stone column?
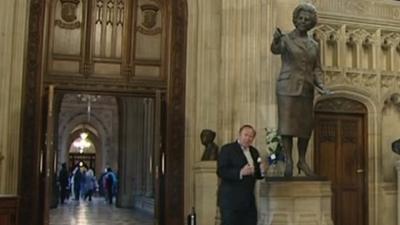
[185,0,223,215]
[0,0,29,194]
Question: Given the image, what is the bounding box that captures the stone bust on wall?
[392,138,400,155]
[200,129,219,161]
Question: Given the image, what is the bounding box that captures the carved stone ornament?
[315,98,367,114]
[138,3,162,35]
[344,0,372,15]
[313,0,400,20]
[55,0,81,29]
[346,34,356,47]
[362,36,372,49]
[381,38,391,51]
[381,75,396,89]
[312,25,338,46]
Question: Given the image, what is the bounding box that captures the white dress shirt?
[238,140,254,179]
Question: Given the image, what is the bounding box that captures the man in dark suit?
[217,124,265,225]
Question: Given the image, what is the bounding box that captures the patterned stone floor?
[50,197,154,225]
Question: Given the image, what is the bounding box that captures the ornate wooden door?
[314,98,368,225]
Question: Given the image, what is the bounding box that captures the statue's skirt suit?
[277,83,314,138]
[272,31,324,139]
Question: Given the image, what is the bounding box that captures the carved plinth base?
[194,161,218,225]
[258,179,333,225]
[396,161,400,225]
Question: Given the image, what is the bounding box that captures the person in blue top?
[104,167,117,204]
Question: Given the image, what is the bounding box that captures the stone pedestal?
[194,161,219,225]
[396,161,400,225]
[258,178,334,225]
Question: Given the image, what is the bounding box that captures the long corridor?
[50,197,154,225]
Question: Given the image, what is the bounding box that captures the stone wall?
[185,0,400,224]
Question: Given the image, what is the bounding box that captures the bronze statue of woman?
[270,3,331,177]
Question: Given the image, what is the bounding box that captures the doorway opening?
[48,91,166,225]
[21,0,187,224]
[314,97,368,225]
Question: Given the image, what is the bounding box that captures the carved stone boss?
[55,0,81,29]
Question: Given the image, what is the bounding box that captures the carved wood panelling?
[93,0,124,58]
[55,0,81,30]
[46,0,166,87]
[51,0,85,62]
[342,120,358,144]
[137,0,162,35]
[319,119,337,142]
[315,97,367,114]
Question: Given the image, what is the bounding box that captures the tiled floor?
[50,197,154,225]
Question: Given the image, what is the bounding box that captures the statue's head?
[200,129,216,145]
[292,3,318,31]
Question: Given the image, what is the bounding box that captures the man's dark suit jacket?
[217,141,263,211]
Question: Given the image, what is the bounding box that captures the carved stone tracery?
[346,29,372,46]
[313,22,400,97]
[313,24,339,45]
